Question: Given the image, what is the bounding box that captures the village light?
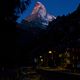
[48,50,52,54]
[40,56,42,58]
[41,59,43,62]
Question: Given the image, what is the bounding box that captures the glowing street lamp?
[40,56,42,58]
[48,50,54,60]
[48,51,52,54]
[41,59,43,62]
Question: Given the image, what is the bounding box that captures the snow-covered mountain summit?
[17,1,56,30]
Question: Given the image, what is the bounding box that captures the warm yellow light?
[41,59,43,62]
[40,56,42,58]
[48,51,52,54]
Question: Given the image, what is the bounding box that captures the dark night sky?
[39,0,80,16]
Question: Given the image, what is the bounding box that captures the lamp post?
[48,50,53,60]
[48,50,56,67]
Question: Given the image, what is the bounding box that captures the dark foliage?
[1,0,31,31]
[0,0,31,66]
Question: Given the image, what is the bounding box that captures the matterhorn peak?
[31,2,46,16]
[18,1,56,29]
[24,1,47,22]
